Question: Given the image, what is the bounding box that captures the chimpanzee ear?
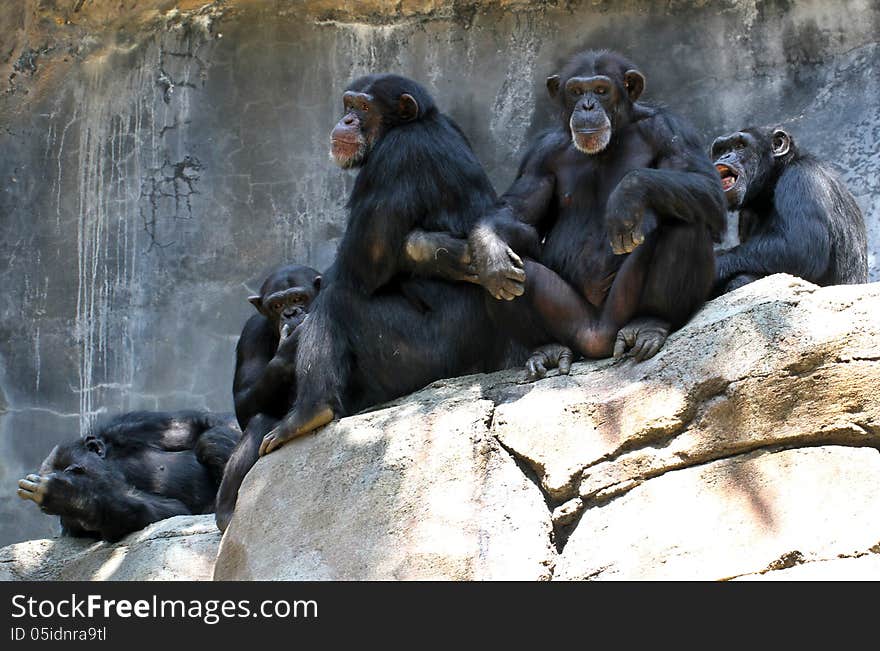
[623,69,645,102]
[313,275,322,291]
[398,93,419,121]
[771,128,792,158]
[84,437,105,458]
[248,295,263,312]
[546,75,561,99]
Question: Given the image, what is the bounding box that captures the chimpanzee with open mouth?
[711,126,867,293]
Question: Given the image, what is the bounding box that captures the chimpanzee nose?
[343,115,356,125]
[284,307,302,318]
[584,100,596,111]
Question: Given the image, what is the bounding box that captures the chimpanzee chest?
[542,137,655,301]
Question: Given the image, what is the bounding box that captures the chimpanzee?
[256,74,514,456]
[711,126,868,293]
[215,236,484,531]
[17,410,240,542]
[467,50,727,377]
[213,264,321,532]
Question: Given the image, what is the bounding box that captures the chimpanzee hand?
[613,317,670,361]
[469,225,526,301]
[525,344,574,382]
[606,179,658,255]
[17,472,76,514]
[275,316,306,361]
[17,473,51,508]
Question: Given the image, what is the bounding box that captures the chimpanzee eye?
[361,103,369,112]
[595,87,607,95]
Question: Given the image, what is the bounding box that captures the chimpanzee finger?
[17,488,35,502]
[498,288,515,301]
[558,352,572,375]
[504,280,525,297]
[633,228,645,247]
[505,265,526,282]
[506,247,524,269]
[631,338,649,360]
[259,431,277,457]
[526,359,546,381]
[18,479,38,493]
[613,333,629,358]
[639,339,663,361]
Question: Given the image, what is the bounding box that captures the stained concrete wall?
[0,0,878,546]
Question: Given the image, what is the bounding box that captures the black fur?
[712,126,868,292]
[214,264,321,532]
[469,50,725,365]
[266,74,516,453]
[19,411,240,542]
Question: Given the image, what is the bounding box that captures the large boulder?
[215,275,880,581]
[0,515,220,581]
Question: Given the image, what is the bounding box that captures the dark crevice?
[483,404,559,564]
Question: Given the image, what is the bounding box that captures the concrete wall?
[1,0,878,545]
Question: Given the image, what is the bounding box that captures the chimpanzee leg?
[195,423,240,487]
[518,237,656,359]
[616,223,715,360]
[215,414,278,532]
[260,281,493,455]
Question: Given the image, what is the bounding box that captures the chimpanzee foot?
[525,343,574,382]
[259,405,335,456]
[215,506,233,533]
[17,473,49,506]
[613,317,670,361]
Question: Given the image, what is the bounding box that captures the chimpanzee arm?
[400,230,480,284]
[469,131,562,300]
[232,315,295,429]
[606,112,726,254]
[20,471,191,542]
[716,175,832,287]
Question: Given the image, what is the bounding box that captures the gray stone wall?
[1,0,878,545]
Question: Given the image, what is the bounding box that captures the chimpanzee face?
[547,54,645,155]
[39,436,105,476]
[711,128,792,209]
[330,79,420,169]
[249,265,322,339]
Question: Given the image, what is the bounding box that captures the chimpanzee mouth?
[716,164,739,192]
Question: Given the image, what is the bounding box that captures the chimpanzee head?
[330,74,436,169]
[17,435,109,510]
[248,264,322,338]
[710,127,797,210]
[546,50,645,155]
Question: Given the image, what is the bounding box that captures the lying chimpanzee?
[711,126,868,293]
[215,235,484,532]
[17,410,240,542]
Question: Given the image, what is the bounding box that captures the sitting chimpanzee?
[215,236,484,531]
[256,74,517,456]
[17,410,240,542]
[214,263,322,532]
[468,50,727,378]
[711,126,868,293]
